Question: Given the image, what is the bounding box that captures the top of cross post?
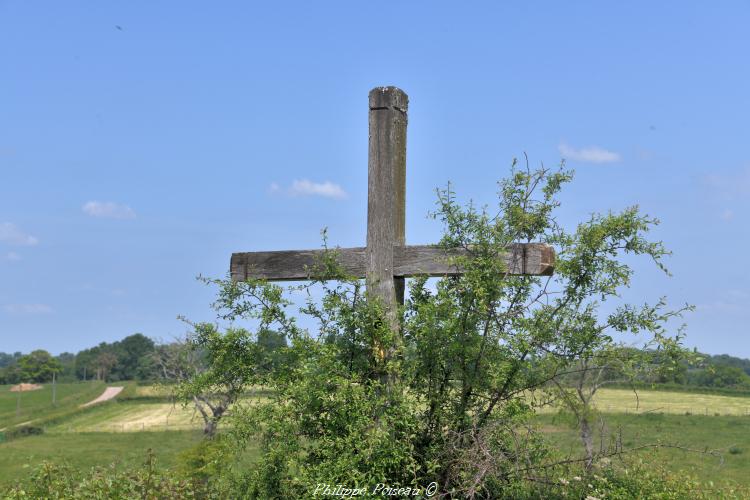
[369,86,408,113]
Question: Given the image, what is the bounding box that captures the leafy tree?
[690,364,750,389]
[151,337,205,382]
[94,351,118,381]
[17,350,60,382]
[71,335,156,382]
[110,333,155,380]
[256,328,287,375]
[0,363,22,384]
[75,343,111,380]
[55,352,77,382]
[154,326,283,437]
[175,321,265,437]
[707,353,750,374]
[185,162,693,497]
[0,351,21,368]
[0,352,24,384]
[547,338,694,468]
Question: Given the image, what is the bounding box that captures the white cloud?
[290,179,348,199]
[558,142,621,164]
[3,303,53,314]
[271,179,348,200]
[82,201,136,219]
[0,222,38,246]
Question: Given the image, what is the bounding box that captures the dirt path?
[0,420,33,432]
[0,387,124,433]
[81,386,124,407]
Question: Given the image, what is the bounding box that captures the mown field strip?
[536,388,750,415]
[33,384,750,434]
[49,392,270,433]
[48,402,203,432]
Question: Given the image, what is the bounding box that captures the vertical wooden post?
[367,86,408,385]
[390,91,407,306]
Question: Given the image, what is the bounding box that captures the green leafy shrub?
[4,451,199,499]
[509,458,748,499]
[189,163,713,497]
[175,436,231,496]
[4,425,43,441]
[14,163,739,498]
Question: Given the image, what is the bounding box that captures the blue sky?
[1,2,748,357]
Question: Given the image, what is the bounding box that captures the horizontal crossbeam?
[230,243,554,282]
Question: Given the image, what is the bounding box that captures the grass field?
[1,383,749,490]
[535,387,750,416]
[132,384,174,397]
[0,381,106,430]
[539,412,750,488]
[47,400,203,432]
[0,430,204,487]
[46,386,749,434]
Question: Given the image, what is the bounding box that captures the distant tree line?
[1,332,747,390]
[551,346,750,392]
[0,333,156,384]
[0,329,289,386]
[652,351,750,390]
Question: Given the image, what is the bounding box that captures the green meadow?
[537,387,750,416]
[0,430,204,487]
[539,412,750,489]
[1,383,749,490]
[0,382,105,430]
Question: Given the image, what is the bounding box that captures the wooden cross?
[231,87,555,337]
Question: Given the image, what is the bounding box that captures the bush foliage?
[172,162,713,497]
[6,163,742,498]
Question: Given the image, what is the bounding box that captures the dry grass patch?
[50,402,203,432]
[536,388,750,415]
[9,383,43,392]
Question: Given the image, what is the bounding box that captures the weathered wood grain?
[230,243,555,281]
[230,247,366,281]
[389,89,407,305]
[393,243,554,276]
[367,86,408,386]
[367,86,407,333]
